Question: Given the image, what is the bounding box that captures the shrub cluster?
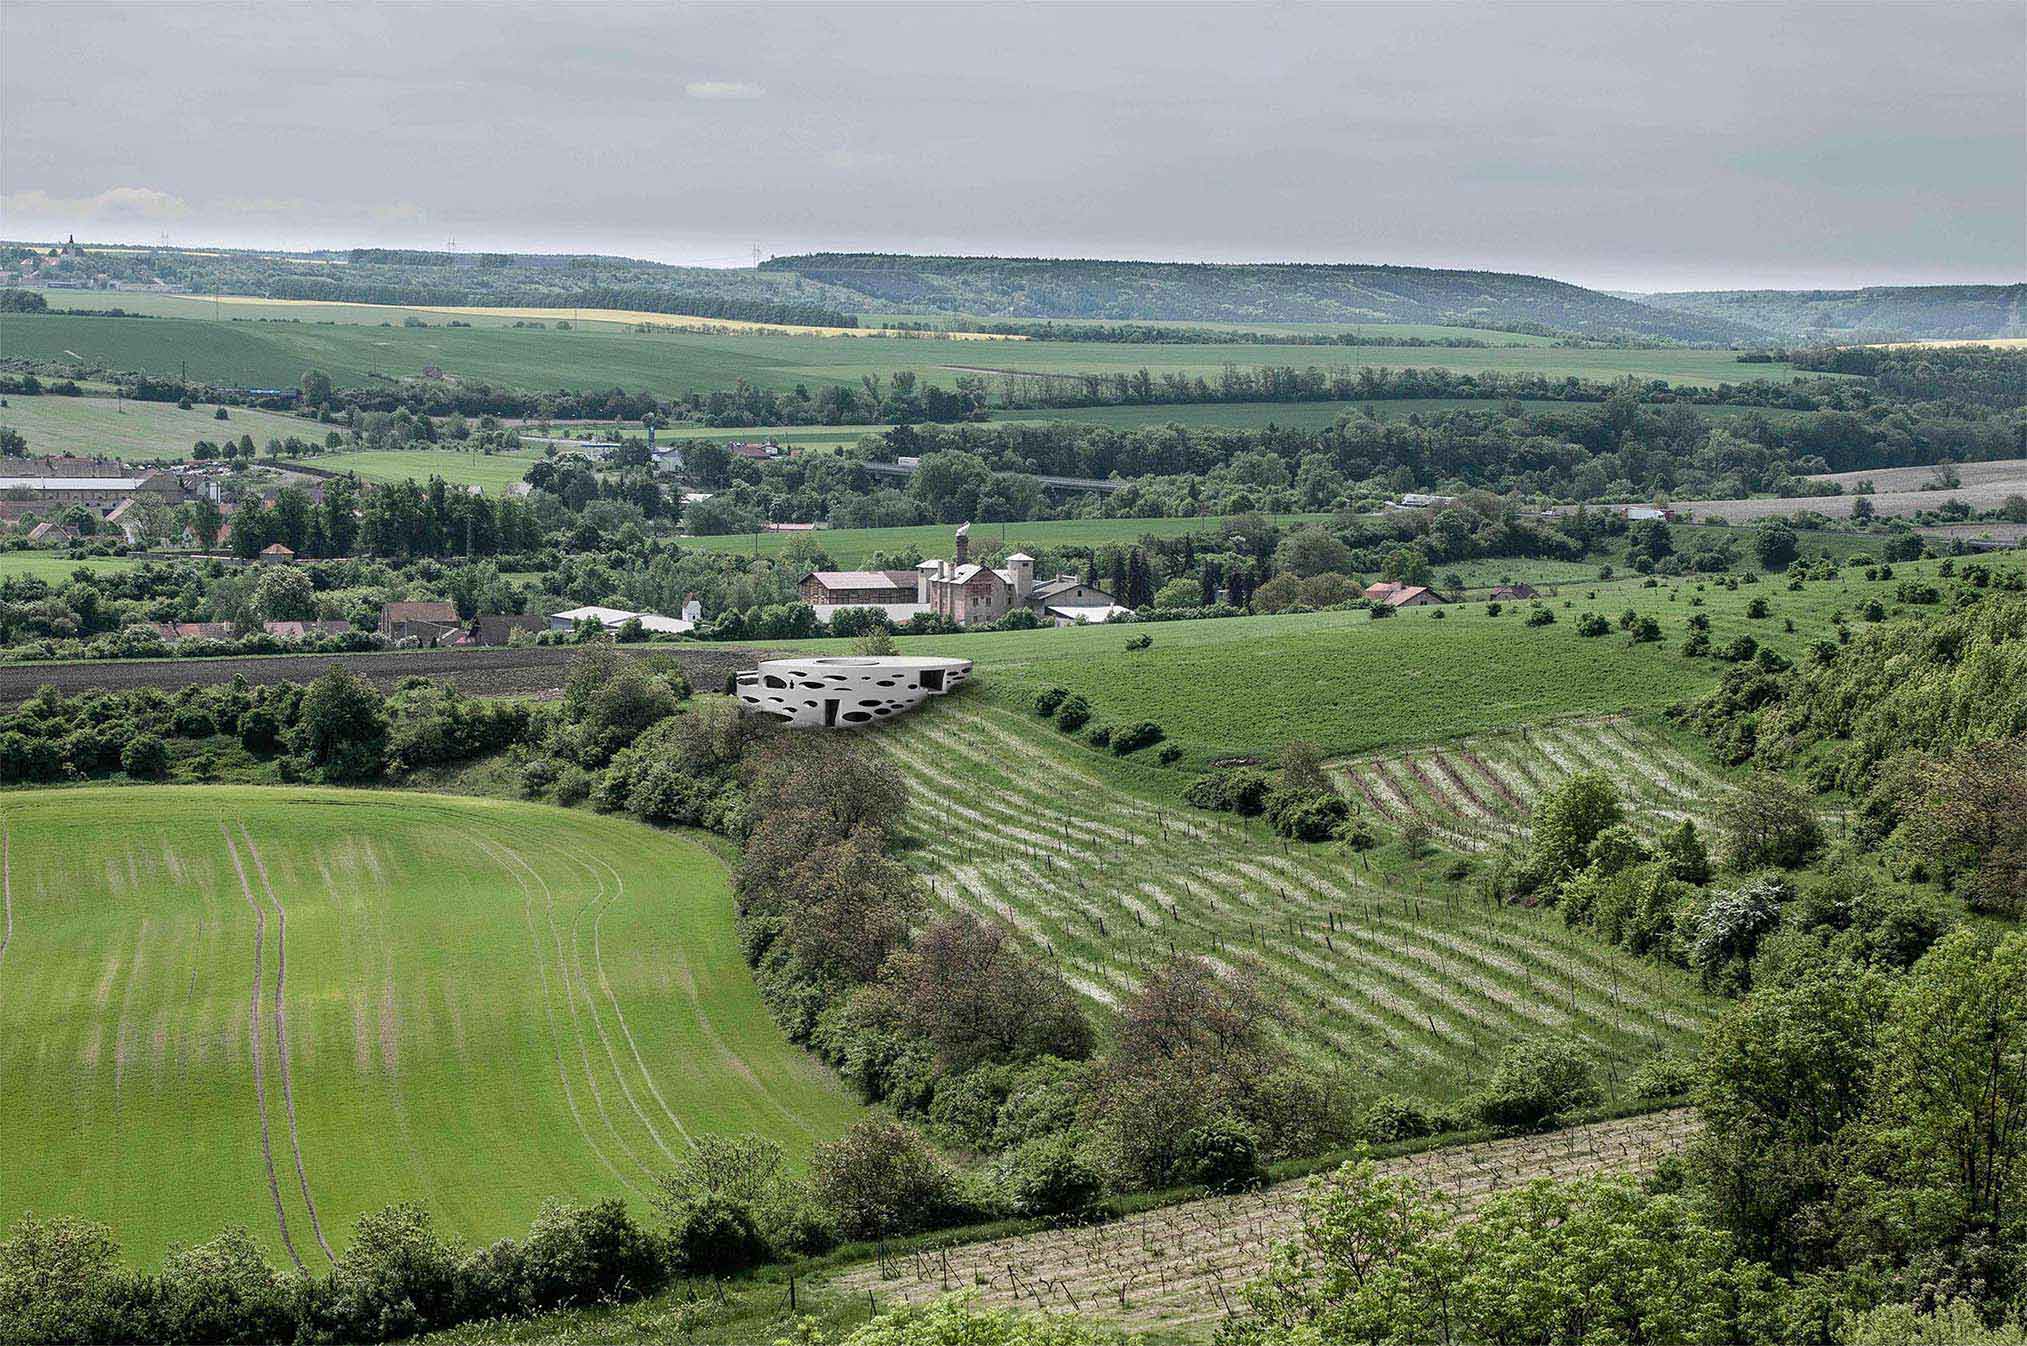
[0,1200,669,1346]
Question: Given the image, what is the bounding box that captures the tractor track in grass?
[484,831,652,1190]
[558,847,682,1170]
[0,822,11,979]
[238,825,336,1264]
[222,824,301,1270]
[577,848,694,1156]
[466,832,641,1199]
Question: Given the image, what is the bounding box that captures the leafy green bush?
[1627,1053,1696,1099]
[1110,721,1164,755]
[1357,1094,1435,1143]
[1473,1036,1600,1131]
[1177,1115,1262,1192]
[1185,767,1273,816]
[1034,687,1068,717]
[120,733,167,779]
[1054,695,1091,732]
[1264,788,1350,842]
[994,1134,1103,1216]
[1576,613,1611,637]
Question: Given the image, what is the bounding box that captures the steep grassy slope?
[0,787,860,1266]
[870,700,1719,1103]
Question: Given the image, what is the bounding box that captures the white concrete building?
[733,655,973,727]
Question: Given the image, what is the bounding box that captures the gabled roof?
[469,613,545,645]
[802,570,917,591]
[380,600,459,624]
[1029,576,1108,602]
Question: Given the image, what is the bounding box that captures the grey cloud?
[1,0,2020,291]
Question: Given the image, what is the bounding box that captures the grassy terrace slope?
[2,311,1815,399]
[0,787,860,1267]
[749,552,2020,763]
[871,701,1717,1102]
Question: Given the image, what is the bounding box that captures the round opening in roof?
[808,657,882,666]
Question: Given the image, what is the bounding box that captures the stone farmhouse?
[1364,580,1446,608]
[798,524,1125,627]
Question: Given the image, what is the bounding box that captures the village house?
[1488,583,1540,601]
[1364,580,1446,608]
[260,620,353,640]
[151,621,238,642]
[462,613,548,646]
[257,543,296,564]
[377,600,462,644]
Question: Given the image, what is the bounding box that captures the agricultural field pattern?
[874,702,1717,1102]
[1329,715,1729,854]
[0,787,860,1265]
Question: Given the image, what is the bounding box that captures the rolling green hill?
[1,311,1813,399]
[763,253,1765,343]
[1636,284,2026,342]
[0,786,861,1266]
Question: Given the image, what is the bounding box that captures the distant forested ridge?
[760,253,1764,343]
[1640,284,2026,342]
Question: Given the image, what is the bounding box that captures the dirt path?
[831,1110,1698,1334]
[239,825,337,1264]
[222,823,301,1270]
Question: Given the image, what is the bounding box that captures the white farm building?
[734,655,973,727]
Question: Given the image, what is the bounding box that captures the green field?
[0,394,318,461]
[739,552,2020,762]
[2,310,1820,401]
[282,447,548,494]
[0,551,141,582]
[872,699,1719,1101]
[0,786,861,1267]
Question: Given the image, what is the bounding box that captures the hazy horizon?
[4,1,2022,294]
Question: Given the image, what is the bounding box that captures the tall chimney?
[954,522,970,567]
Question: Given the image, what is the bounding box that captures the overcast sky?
[2,1,2021,292]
